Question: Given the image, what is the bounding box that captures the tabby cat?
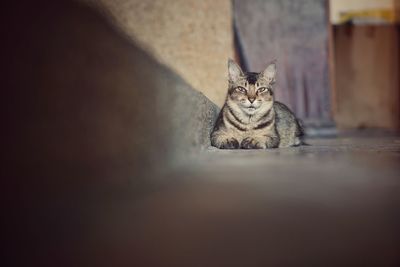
[211,59,304,149]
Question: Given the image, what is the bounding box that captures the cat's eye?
[236,86,247,93]
[257,87,267,93]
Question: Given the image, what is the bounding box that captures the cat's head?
[227,59,276,115]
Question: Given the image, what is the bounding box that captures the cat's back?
[274,101,296,123]
[274,101,303,147]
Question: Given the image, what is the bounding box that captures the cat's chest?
[227,121,269,135]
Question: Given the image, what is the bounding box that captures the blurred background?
[89,0,400,131]
[2,0,400,266]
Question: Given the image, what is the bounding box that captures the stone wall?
[3,0,218,185]
[86,0,234,107]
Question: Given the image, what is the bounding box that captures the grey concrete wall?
[2,0,218,185]
[2,2,221,264]
[85,0,234,107]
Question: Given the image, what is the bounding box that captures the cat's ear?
[261,61,277,84]
[228,59,243,82]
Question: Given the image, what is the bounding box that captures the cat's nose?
[248,97,256,103]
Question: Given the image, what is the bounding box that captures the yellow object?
[338,8,399,24]
[330,0,400,25]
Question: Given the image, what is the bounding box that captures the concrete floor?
[6,134,400,266]
[140,134,400,266]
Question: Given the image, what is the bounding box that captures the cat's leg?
[240,134,279,149]
[240,137,266,149]
[211,131,240,149]
[265,135,280,148]
[278,125,302,147]
[277,134,292,148]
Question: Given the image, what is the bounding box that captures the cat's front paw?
[265,136,280,148]
[240,137,265,149]
[220,138,240,149]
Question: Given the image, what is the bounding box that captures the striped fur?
[211,59,304,149]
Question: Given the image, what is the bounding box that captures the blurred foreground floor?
[10,134,400,266]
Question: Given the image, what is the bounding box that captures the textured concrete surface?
[8,134,400,266]
[3,0,218,182]
[3,2,219,265]
[86,0,234,107]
